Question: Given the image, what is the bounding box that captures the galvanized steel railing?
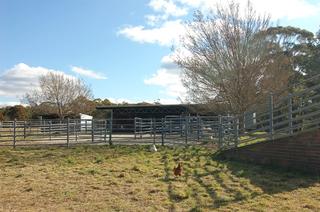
[232,76,320,149]
[1,77,319,148]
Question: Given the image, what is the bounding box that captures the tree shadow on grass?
[187,152,253,209]
[215,157,320,195]
[159,147,320,211]
[162,151,177,212]
[183,149,319,210]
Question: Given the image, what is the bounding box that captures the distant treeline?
[0,98,154,121]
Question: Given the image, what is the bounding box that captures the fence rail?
[1,77,320,148]
[233,76,320,149]
[0,115,237,148]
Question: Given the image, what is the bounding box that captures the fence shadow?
[216,158,320,195]
[161,147,320,210]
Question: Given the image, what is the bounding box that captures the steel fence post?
[234,117,239,147]
[134,117,137,139]
[161,118,164,146]
[197,115,200,143]
[152,118,156,144]
[91,119,94,143]
[49,121,52,141]
[218,115,222,149]
[109,111,113,145]
[67,118,70,147]
[23,121,26,140]
[288,93,293,135]
[104,120,107,143]
[185,116,188,145]
[269,93,274,140]
[13,119,16,148]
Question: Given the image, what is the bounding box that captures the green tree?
[5,105,29,120]
[262,26,320,87]
[69,96,96,116]
[0,112,4,121]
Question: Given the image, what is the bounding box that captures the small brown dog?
[173,162,182,177]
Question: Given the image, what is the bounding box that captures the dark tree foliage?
[4,105,30,121]
[263,26,320,89]
[0,112,4,122]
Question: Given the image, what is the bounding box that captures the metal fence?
[231,77,320,149]
[1,77,320,148]
[0,115,237,147]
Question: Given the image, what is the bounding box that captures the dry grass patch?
[0,145,319,211]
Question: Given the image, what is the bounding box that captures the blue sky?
[0,0,319,106]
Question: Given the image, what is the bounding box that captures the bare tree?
[25,72,92,119]
[175,1,291,114]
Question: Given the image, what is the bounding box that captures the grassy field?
[0,145,319,211]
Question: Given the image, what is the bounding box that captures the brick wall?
[220,130,320,174]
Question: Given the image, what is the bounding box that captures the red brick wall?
[220,130,320,174]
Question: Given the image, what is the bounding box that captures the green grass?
[238,131,268,147]
[0,145,319,211]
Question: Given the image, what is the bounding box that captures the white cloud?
[144,54,186,100]
[107,97,179,104]
[118,20,185,46]
[241,0,320,20]
[119,0,320,46]
[175,0,320,20]
[118,0,320,102]
[157,98,180,104]
[107,98,137,104]
[0,101,27,107]
[71,66,107,80]
[149,0,188,18]
[0,63,73,98]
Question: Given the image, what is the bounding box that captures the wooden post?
[288,93,293,135]
[13,119,16,148]
[269,93,274,140]
[67,118,70,147]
